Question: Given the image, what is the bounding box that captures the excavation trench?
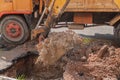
[0,52,64,80]
[0,31,120,80]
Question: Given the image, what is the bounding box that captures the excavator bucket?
[31,0,70,40]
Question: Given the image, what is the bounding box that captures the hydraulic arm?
[31,0,70,40]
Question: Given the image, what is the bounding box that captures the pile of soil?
[36,30,83,65]
[1,31,120,80]
[33,30,119,80]
[31,30,83,80]
[64,46,120,80]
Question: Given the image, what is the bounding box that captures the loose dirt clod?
[63,46,120,80]
[36,30,83,65]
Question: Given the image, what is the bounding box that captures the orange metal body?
[38,0,120,24]
[74,13,93,24]
[65,0,120,24]
[0,0,120,25]
[1,0,120,17]
[0,0,33,17]
[66,0,120,12]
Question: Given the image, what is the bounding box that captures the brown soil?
[64,46,120,80]
[36,30,83,65]
[1,31,120,80]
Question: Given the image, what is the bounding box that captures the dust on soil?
[1,30,120,80]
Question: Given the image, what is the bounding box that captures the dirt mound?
[34,31,118,80]
[63,46,120,80]
[36,30,83,65]
[1,31,120,80]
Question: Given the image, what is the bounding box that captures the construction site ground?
[0,25,113,69]
[0,24,119,80]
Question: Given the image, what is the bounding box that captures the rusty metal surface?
[68,24,84,29]
[31,28,45,40]
[74,13,93,24]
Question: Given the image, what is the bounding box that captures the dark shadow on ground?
[0,37,17,51]
[79,33,114,41]
[79,33,120,47]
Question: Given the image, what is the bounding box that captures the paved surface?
[0,25,114,71]
[51,25,114,40]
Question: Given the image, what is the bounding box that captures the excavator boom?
[31,0,70,39]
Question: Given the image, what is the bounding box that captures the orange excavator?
[0,0,120,46]
[31,0,70,41]
[0,0,70,45]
